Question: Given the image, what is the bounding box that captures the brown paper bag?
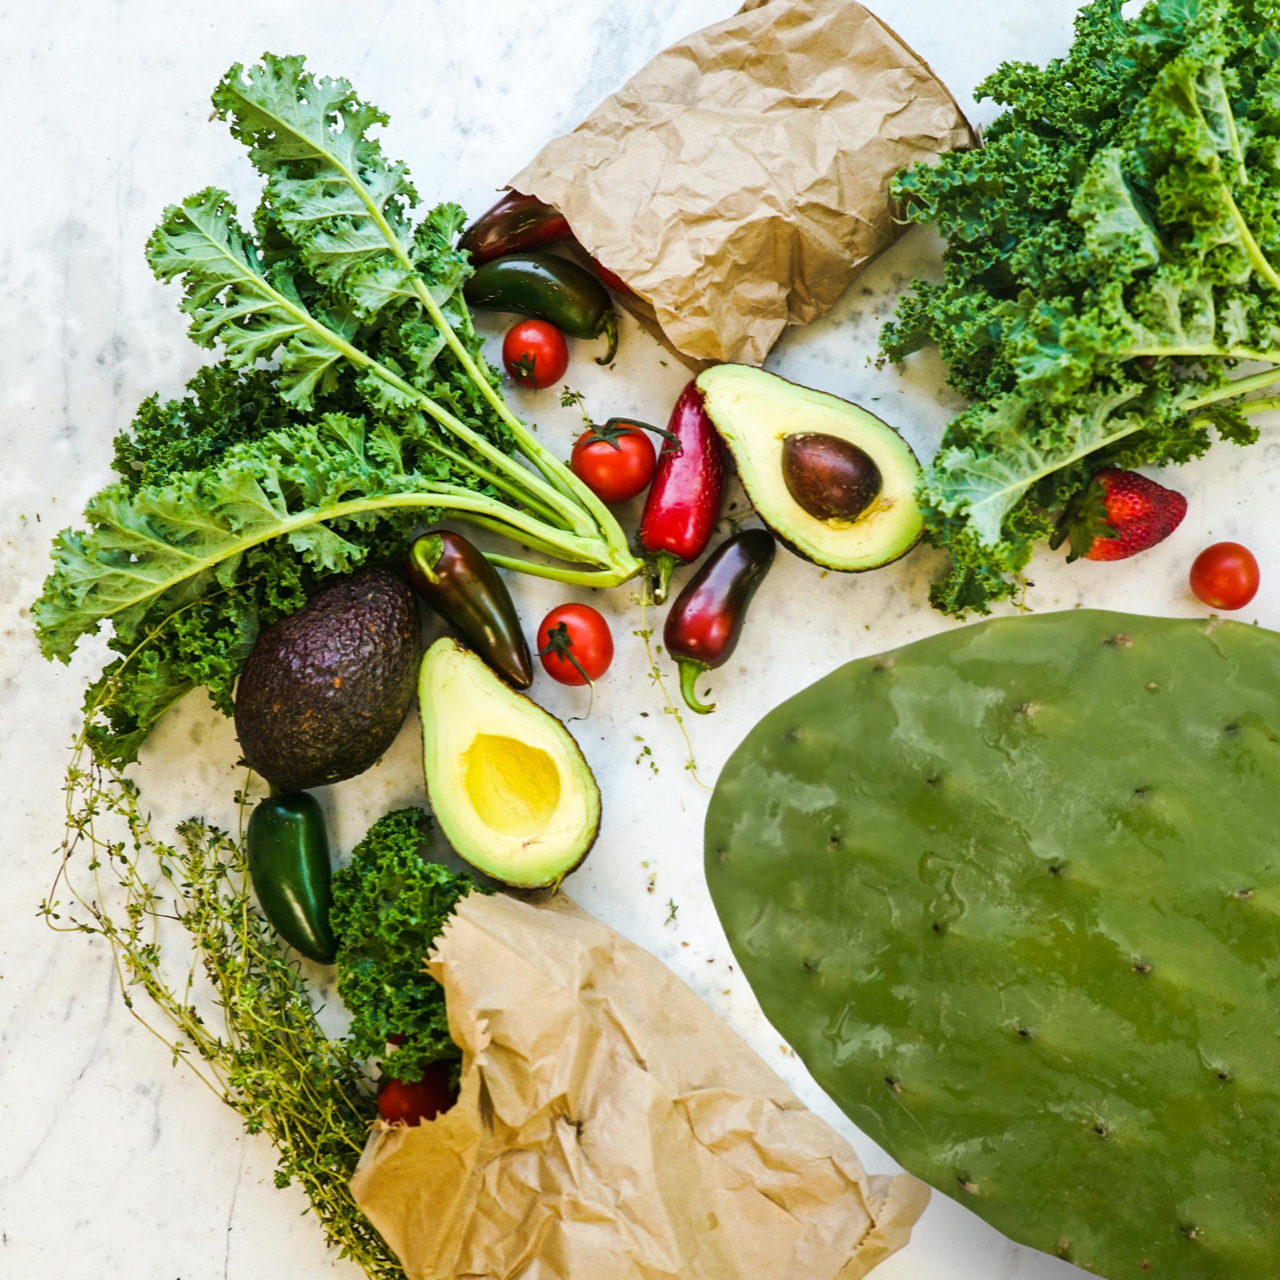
[510,0,973,367]
[350,893,929,1279]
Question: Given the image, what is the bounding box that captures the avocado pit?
[782,432,882,524]
[693,365,922,572]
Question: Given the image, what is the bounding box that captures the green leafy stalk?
[882,0,1280,615]
[35,412,605,665]
[210,55,622,545]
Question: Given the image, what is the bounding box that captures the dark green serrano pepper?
[247,792,337,965]
[406,531,533,689]
[463,252,618,364]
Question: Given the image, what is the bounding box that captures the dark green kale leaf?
[112,365,303,491]
[330,808,486,1083]
[883,0,1280,614]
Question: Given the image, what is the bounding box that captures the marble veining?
[3,2,1271,1277]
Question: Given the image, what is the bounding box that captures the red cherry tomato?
[502,319,568,390]
[536,603,614,685]
[1190,542,1260,610]
[377,1061,457,1126]
[570,421,657,503]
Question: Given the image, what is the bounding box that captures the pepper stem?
[650,550,681,604]
[677,658,715,715]
[595,310,619,365]
[408,533,445,584]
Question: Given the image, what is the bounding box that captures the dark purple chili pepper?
[458,190,572,265]
[663,528,776,715]
[406,531,533,689]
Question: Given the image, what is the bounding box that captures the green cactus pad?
[706,611,1280,1278]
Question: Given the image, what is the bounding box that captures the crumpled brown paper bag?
[350,892,928,1280]
[509,0,973,367]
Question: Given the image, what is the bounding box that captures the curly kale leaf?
[883,0,1280,614]
[112,365,303,490]
[39,365,457,764]
[331,809,485,1082]
[35,411,456,665]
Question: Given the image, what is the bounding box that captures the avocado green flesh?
[696,363,923,572]
[706,611,1280,1278]
[419,638,600,888]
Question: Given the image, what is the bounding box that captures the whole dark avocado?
[234,567,421,792]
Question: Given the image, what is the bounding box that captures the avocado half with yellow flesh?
[695,364,924,572]
[419,638,600,888]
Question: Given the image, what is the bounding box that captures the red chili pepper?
[639,379,727,602]
[588,254,633,297]
[663,529,775,715]
[458,191,571,266]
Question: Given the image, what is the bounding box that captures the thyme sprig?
[42,640,407,1279]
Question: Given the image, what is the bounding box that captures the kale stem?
[210,94,596,540]
[174,216,592,540]
[485,552,638,587]
[1124,347,1280,362]
[418,433,568,529]
[85,487,628,636]
[1239,396,1280,415]
[1183,365,1280,409]
[450,514,585,561]
[414,283,632,554]
[1222,187,1280,291]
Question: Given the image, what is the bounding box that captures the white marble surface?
[4,2,1277,1277]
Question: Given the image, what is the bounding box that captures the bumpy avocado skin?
[235,567,421,791]
[706,611,1280,1279]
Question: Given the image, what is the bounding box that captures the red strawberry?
[1052,467,1187,563]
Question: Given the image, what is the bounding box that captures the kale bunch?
[883,0,1280,614]
[35,55,639,766]
[75,362,443,765]
[330,808,485,1082]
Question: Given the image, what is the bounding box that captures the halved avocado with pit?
[419,638,600,888]
[696,364,923,572]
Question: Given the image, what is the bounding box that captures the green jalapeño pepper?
[463,252,618,364]
[406,531,533,689]
[247,792,337,965]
